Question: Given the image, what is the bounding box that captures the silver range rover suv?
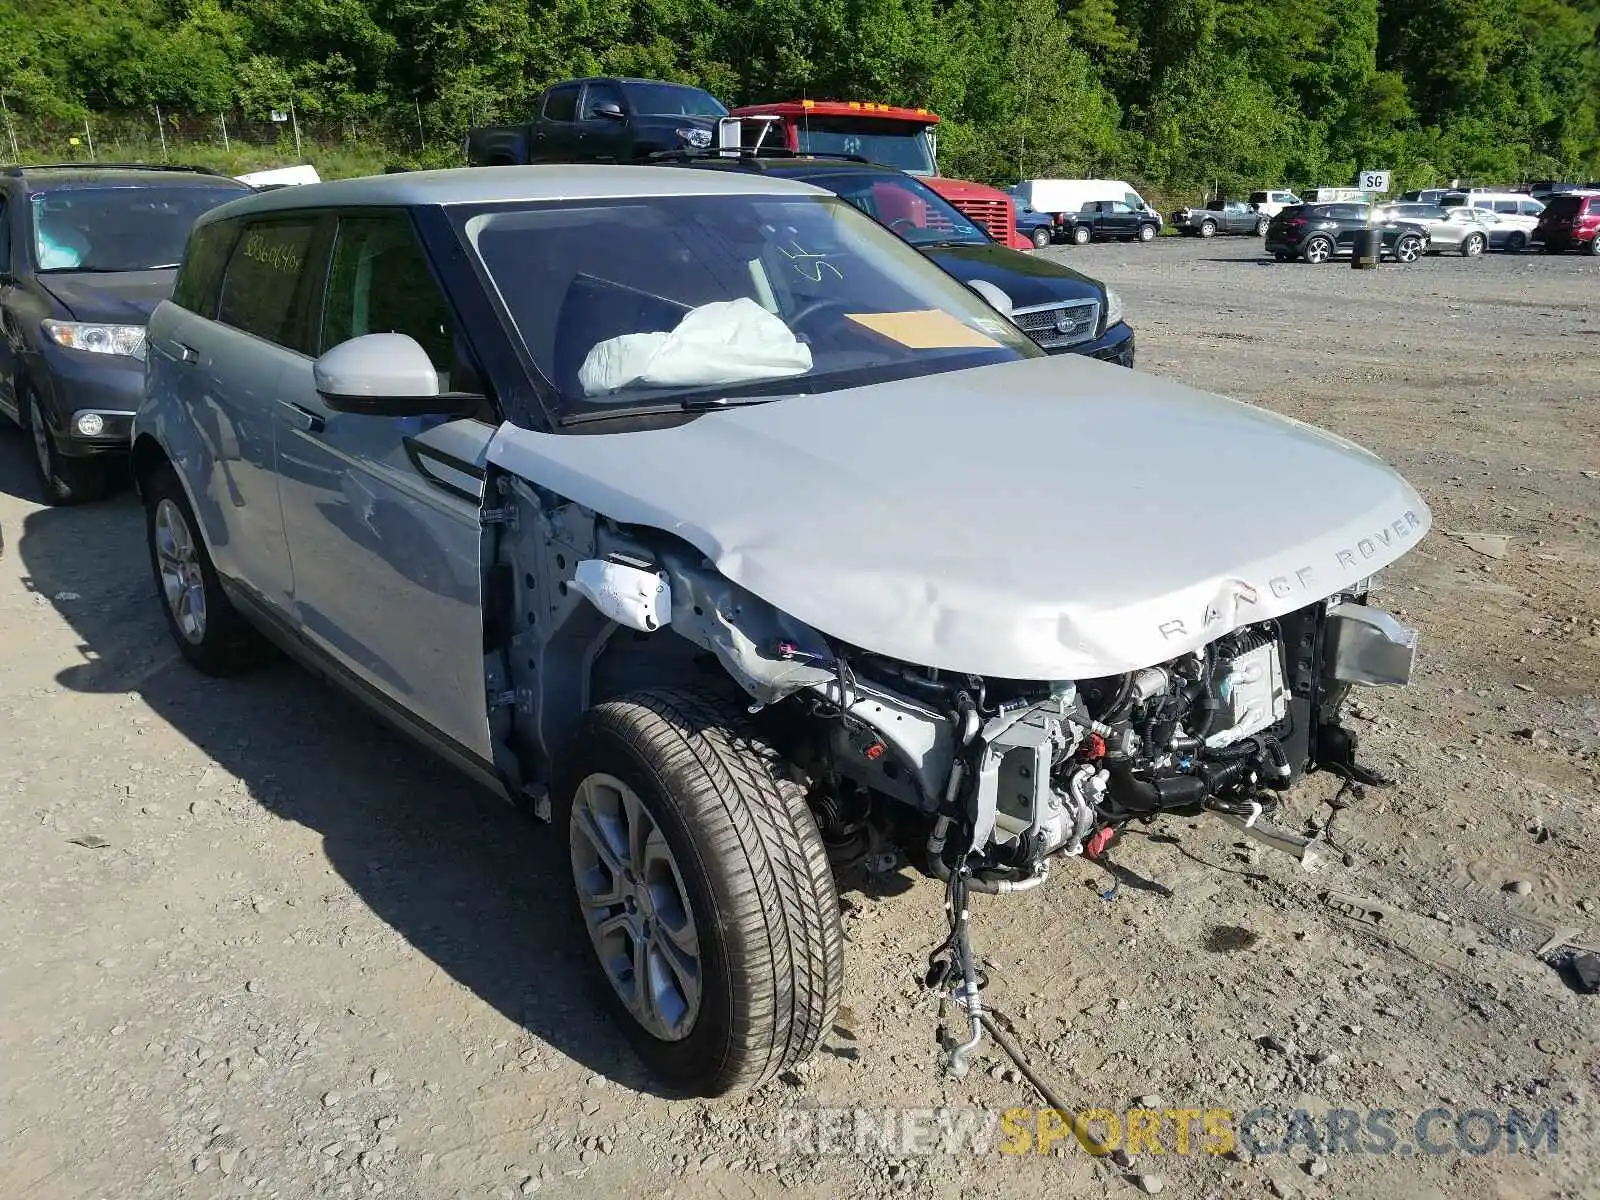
[133,165,1430,1095]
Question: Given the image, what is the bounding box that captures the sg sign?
[1359,170,1392,193]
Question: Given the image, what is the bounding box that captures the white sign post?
[1359,169,1391,194]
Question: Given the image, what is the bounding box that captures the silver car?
[1378,202,1491,256]
[133,166,1431,1096]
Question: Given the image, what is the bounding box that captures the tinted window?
[1249,192,1267,204]
[217,219,320,348]
[321,214,460,384]
[793,169,988,247]
[1519,200,1543,215]
[543,86,580,123]
[793,118,936,175]
[171,219,241,316]
[1330,204,1365,220]
[580,82,625,121]
[1491,200,1515,214]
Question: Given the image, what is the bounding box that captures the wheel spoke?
[646,939,698,1034]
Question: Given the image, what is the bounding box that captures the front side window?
[321,214,481,395]
[580,82,626,121]
[217,218,320,348]
[793,118,937,175]
[459,193,1037,423]
[1519,199,1543,215]
[29,183,250,272]
[622,83,726,118]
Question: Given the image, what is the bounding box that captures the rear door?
[534,85,582,161]
[152,215,319,610]
[273,209,498,761]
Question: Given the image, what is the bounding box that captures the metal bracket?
[480,506,519,529]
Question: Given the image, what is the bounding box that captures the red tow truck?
[726,98,1032,251]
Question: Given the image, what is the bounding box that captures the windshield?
[30,184,249,272]
[459,193,1035,423]
[622,83,726,118]
[792,169,988,247]
[793,118,937,175]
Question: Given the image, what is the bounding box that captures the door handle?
[175,342,199,364]
[276,400,326,434]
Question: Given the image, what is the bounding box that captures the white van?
[1439,190,1544,219]
[1013,179,1158,222]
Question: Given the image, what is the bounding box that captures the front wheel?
[1303,235,1334,265]
[1199,221,1217,238]
[1071,225,1091,245]
[1586,237,1600,257]
[22,389,108,505]
[1506,232,1527,252]
[1393,234,1424,264]
[1030,226,1052,249]
[556,688,844,1095]
[1137,224,1157,242]
[1255,217,1269,236]
[1461,232,1486,258]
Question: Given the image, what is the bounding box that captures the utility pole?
[415,95,425,152]
[289,97,301,159]
[154,104,167,160]
[219,111,229,151]
[83,116,95,160]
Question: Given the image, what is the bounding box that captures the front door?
[273,210,497,761]
[576,81,631,161]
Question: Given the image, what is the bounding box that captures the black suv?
[659,154,1134,364]
[0,165,252,502]
[1265,203,1429,265]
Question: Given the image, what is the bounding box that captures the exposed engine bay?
[481,473,1421,1077]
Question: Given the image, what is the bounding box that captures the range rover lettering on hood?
[486,354,1432,679]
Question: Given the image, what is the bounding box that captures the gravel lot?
[1,235,1596,1200]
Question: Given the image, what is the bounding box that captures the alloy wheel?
[570,772,701,1042]
[154,498,208,644]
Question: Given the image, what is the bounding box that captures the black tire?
[143,463,273,676]
[1137,223,1157,242]
[22,388,108,505]
[1071,225,1091,245]
[1030,226,1051,249]
[1506,232,1527,252]
[1461,232,1486,258]
[1587,237,1600,257]
[1394,234,1424,264]
[555,687,843,1096]
[1255,217,1269,236]
[1303,235,1334,265]
[1199,220,1217,238]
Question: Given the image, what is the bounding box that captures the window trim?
[578,81,627,122]
[542,85,581,124]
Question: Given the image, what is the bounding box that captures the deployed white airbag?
[578,297,813,396]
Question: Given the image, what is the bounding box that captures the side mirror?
[967,279,1014,318]
[314,333,473,417]
[593,102,625,121]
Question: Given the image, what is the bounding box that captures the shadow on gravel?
[4,431,661,1095]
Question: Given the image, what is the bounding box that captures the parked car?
[1375,203,1492,257]
[1248,190,1302,218]
[466,77,727,165]
[1454,208,1538,251]
[1171,199,1268,237]
[1265,203,1428,264]
[1058,199,1162,244]
[1012,178,1161,226]
[0,164,252,503]
[1014,204,1056,248]
[660,155,1131,362]
[133,164,1429,1096]
[1536,191,1600,254]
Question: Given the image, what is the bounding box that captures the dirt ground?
[1,236,1596,1200]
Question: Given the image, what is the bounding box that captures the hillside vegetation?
[2,0,1597,190]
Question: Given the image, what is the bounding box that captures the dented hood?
[486,355,1430,679]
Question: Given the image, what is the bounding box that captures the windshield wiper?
[558,394,791,427]
[917,238,988,248]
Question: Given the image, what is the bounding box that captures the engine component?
[1205,638,1289,748]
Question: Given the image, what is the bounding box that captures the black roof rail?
[3,162,228,177]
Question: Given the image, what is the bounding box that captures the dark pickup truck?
[465,77,729,165]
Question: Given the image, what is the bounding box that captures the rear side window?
[1249,192,1267,204]
[543,86,580,123]
[1519,200,1543,215]
[1493,200,1517,214]
[217,218,320,349]
[171,219,240,317]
